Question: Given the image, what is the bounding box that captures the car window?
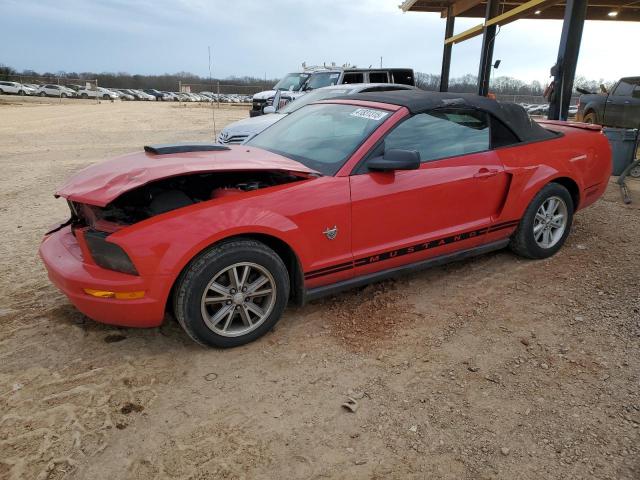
[613,80,634,97]
[390,70,415,86]
[305,72,340,90]
[247,103,390,175]
[382,109,490,163]
[274,73,310,91]
[368,72,389,83]
[343,72,364,84]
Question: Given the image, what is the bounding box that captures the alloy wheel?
[533,196,568,249]
[200,262,276,337]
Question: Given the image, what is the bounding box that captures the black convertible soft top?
[335,90,556,143]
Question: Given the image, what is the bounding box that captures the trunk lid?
[56,145,317,207]
[537,119,603,131]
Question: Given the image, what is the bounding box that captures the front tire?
[583,111,597,124]
[173,239,290,348]
[510,183,574,259]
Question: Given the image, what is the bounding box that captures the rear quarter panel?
[495,123,611,220]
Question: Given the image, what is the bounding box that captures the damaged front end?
[67,170,309,230]
[48,144,318,276]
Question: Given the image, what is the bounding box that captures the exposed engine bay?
[70,170,306,229]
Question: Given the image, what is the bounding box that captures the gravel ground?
[0,97,638,480]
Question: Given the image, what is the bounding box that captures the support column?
[439,6,455,92]
[548,0,587,120]
[477,0,500,96]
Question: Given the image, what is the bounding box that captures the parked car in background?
[143,89,170,101]
[218,83,416,145]
[114,89,135,101]
[0,81,35,95]
[130,89,155,101]
[115,88,137,100]
[40,91,611,347]
[250,66,416,116]
[37,84,77,98]
[576,76,640,128]
[159,91,178,101]
[76,86,119,100]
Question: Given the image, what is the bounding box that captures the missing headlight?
[84,230,138,275]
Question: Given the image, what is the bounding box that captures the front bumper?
[39,226,171,328]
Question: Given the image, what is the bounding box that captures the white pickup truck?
[250,66,415,117]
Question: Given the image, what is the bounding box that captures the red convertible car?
[40,91,612,347]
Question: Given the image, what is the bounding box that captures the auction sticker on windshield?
[350,108,389,121]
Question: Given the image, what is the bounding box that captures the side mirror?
[263,106,276,114]
[368,149,420,172]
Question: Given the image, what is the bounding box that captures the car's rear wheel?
[81,93,88,99]
[61,93,67,98]
[583,111,597,124]
[18,90,24,96]
[39,92,46,97]
[173,239,289,347]
[510,183,574,259]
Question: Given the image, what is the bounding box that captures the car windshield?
[304,72,340,90]
[279,87,354,114]
[246,103,390,175]
[273,73,310,91]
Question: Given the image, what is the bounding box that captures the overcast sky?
[1,0,638,84]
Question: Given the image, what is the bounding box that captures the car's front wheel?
[583,112,597,124]
[510,183,574,259]
[173,239,290,347]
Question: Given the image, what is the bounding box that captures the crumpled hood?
[219,113,285,138]
[56,145,317,207]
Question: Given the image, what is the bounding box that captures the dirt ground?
[0,97,638,480]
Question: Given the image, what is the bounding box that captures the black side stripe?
[305,264,354,280]
[304,220,520,280]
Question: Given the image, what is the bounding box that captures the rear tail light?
[84,230,138,275]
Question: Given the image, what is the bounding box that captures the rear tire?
[81,93,88,99]
[18,90,24,96]
[173,239,290,348]
[510,183,574,259]
[39,92,46,97]
[583,112,597,124]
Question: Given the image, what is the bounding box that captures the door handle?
[473,168,499,179]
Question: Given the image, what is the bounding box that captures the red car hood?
[56,146,317,207]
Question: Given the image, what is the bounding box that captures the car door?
[630,83,640,127]
[349,108,509,277]
[604,79,635,127]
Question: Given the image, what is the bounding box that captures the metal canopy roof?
[400,0,640,21]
